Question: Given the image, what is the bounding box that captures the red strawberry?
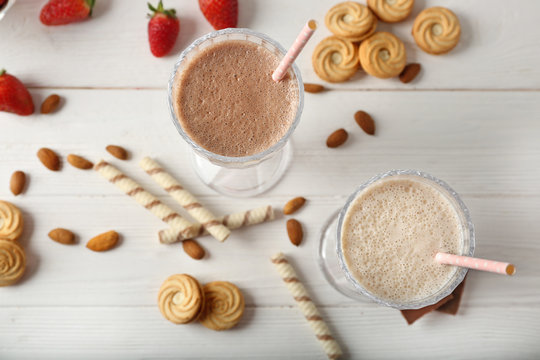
[0,69,34,116]
[40,0,95,26]
[147,1,180,58]
[199,0,238,30]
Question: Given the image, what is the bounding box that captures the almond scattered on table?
[106,145,128,160]
[182,239,205,260]
[9,171,26,196]
[48,228,76,245]
[37,147,60,171]
[399,63,421,84]
[286,219,303,247]
[67,154,93,170]
[304,83,325,93]
[40,94,61,114]
[283,197,306,215]
[326,128,348,148]
[354,110,375,135]
[86,230,119,252]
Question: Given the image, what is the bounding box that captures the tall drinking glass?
[317,170,475,309]
[168,29,304,197]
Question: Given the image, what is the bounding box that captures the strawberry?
[0,0,8,11]
[40,0,95,26]
[0,69,34,116]
[199,0,238,30]
[147,1,180,58]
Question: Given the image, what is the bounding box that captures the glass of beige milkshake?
[318,170,475,309]
[168,29,303,197]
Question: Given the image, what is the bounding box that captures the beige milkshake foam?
[340,175,463,303]
[172,40,299,158]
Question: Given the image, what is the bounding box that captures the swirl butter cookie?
[199,281,245,331]
[367,0,414,23]
[325,2,377,42]
[0,200,23,241]
[412,7,461,55]
[158,274,204,324]
[0,239,26,287]
[312,36,359,83]
[359,32,406,78]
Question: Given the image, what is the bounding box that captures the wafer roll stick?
[271,252,343,360]
[140,157,231,242]
[94,160,196,239]
[159,205,274,244]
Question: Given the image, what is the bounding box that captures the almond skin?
[67,154,93,170]
[354,111,375,135]
[326,129,348,148]
[182,239,205,260]
[283,197,306,215]
[86,230,119,252]
[399,63,421,84]
[10,171,26,196]
[40,94,61,114]
[286,219,303,246]
[304,83,325,93]
[37,148,60,171]
[48,228,76,245]
[106,145,128,160]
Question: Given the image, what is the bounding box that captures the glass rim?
[167,28,304,164]
[336,169,476,310]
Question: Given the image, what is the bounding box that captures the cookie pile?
[0,200,26,287]
[158,274,245,331]
[312,1,461,82]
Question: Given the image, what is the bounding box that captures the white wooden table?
[1,0,539,359]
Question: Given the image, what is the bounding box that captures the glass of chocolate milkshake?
[318,170,475,309]
[168,29,303,197]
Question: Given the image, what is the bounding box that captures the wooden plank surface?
[0,0,539,89]
[1,0,539,358]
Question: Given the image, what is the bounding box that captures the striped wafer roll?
[159,205,274,244]
[94,160,196,239]
[271,252,343,360]
[140,157,230,242]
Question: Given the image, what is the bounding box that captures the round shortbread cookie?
[158,274,204,324]
[412,6,461,55]
[0,239,26,287]
[367,0,414,23]
[199,281,245,331]
[359,32,407,79]
[312,36,359,83]
[0,200,23,241]
[325,1,377,42]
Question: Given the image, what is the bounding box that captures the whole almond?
[304,83,325,93]
[106,145,128,160]
[286,219,303,247]
[326,128,348,148]
[354,111,375,135]
[283,197,306,215]
[40,94,61,114]
[67,154,93,170]
[86,230,119,252]
[182,239,205,260]
[10,171,26,196]
[399,63,421,84]
[37,148,60,171]
[48,228,76,245]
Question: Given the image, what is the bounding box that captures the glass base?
[317,209,372,302]
[190,142,293,198]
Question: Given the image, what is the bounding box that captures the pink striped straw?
[436,252,516,276]
[272,20,317,82]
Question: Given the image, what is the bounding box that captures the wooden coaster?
[400,293,454,325]
[400,276,467,325]
[436,277,466,315]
